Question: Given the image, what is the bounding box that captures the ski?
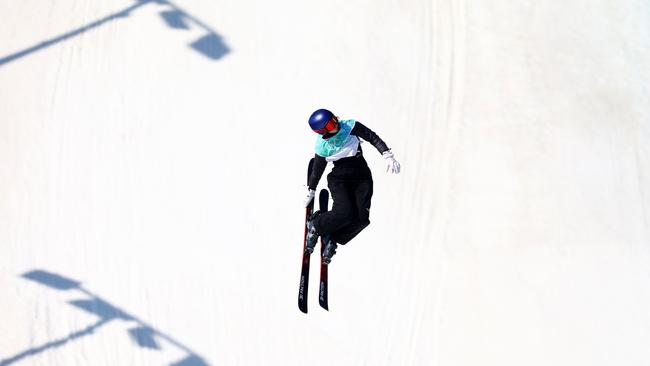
[298,158,315,313]
[318,189,330,311]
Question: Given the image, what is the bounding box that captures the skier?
[303,108,401,264]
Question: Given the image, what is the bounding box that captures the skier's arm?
[353,121,401,174]
[351,122,390,154]
[308,155,327,190]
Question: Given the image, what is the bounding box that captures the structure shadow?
[0,270,210,366]
[0,0,229,67]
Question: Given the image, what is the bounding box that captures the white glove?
[383,150,401,174]
[303,189,316,207]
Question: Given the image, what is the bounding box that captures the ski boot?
[322,237,338,265]
[305,211,321,254]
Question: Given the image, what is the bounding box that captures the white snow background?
[1,0,650,365]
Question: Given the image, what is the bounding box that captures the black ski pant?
[315,163,373,245]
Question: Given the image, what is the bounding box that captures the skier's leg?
[330,179,373,244]
[315,177,355,236]
[354,178,373,226]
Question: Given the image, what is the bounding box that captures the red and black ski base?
[318,189,330,311]
[298,159,315,314]
[298,158,332,313]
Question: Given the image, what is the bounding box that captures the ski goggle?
[313,117,338,134]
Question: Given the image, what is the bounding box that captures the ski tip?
[299,304,308,314]
[319,189,329,200]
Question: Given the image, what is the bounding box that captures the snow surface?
[2,0,650,365]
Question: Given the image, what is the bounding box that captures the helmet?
[308,109,334,133]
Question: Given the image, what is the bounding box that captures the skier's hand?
[383,150,401,174]
[303,189,316,207]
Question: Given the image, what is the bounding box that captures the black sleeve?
[308,155,327,190]
[351,122,390,154]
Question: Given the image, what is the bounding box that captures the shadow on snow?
[0,0,229,67]
[0,270,210,366]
